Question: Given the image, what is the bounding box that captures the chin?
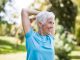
[45,31,51,35]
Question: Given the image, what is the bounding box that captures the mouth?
[48,27,53,30]
[47,27,53,33]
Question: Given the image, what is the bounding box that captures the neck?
[38,28,47,36]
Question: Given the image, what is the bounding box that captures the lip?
[48,28,53,30]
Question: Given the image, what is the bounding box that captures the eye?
[49,21,54,24]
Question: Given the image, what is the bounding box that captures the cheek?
[42,24,52,31]
[43,25,49,31]
[47,24,52,28]
[44,26,48,31]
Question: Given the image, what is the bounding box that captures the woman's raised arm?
[21,9,39,34]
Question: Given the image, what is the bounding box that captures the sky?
[3,0,34,26]
[13,0,34,10]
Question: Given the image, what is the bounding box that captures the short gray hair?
[36,11,55,24]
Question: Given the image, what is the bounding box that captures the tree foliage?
[0,0,7,12]
[48,0,77,33]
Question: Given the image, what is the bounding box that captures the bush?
[54,25,76,60]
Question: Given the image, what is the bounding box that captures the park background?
[0,0,80,60]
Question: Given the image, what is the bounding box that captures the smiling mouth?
[49,27,53,29]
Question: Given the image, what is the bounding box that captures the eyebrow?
[48,21,54,24]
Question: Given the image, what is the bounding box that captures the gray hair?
[36,11,55,24]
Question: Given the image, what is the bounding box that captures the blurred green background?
[0,0,80,60]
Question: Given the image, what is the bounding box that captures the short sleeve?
[25,28,34,38]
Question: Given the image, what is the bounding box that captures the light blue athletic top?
[25,28,55,60]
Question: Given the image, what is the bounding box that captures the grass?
[0,39,26,54]
[68,46,80,60]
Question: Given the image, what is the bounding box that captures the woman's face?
[41,17,55,35]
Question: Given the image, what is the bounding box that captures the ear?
[37,22,42,28]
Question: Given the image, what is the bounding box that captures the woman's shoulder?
[25,27,36,38]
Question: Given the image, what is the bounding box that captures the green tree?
[48,0,77,60]
[48,0,77,33]
[0,0,12,36]
[0,0,7,12]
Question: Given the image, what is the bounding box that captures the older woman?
[21,9,55,60]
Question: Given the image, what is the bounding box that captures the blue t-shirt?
[25,28,55,60]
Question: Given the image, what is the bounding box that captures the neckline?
[37,32,47,37]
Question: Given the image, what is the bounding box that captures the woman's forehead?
[47,17,55,21]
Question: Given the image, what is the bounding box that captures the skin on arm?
[21,9,39,34]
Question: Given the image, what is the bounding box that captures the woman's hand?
[29,16,36,23]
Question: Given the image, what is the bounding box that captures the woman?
[21,8,55,60]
